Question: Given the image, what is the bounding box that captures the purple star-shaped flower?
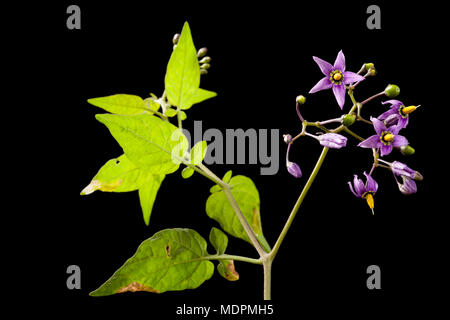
[309,50,366,109]
[348,172,378,213]
[358,117,408,156]
[378,100,409,129]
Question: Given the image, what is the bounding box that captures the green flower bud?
[385,84,400,98]
[367,67,376,76]
[172,33,181,45]
[200,69,208,75]
[197,47,208,58]
[200,63,210,70]
[296,95,306,105]
[343,114,356,127]
[199,56,211,64]
[364,63,374,70]
[400,145,415,156]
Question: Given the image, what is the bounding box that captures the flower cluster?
[283,50,423,214]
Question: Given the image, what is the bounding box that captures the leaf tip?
[80,180,101,195]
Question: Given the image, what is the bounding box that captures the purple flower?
[317,133,347,149]
[378,100,410,129]
[287,161,302,178]
[309,50,366,109]
[391,161,422,180]
[396,176,417,195]
[358,117,408,156]
[285,142,302,178]
[348,172,378,214]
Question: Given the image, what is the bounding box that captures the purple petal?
[343,71,365,84]
[382,99,403,106]
[378,108,397,120]
[393,135,408,147]
[352,175,366,197]
[380,144,393,156]
[312,56,333,75]
[397,117,409,129]
[348,181,359,197]
[333,50,346,71]
[398,176,417,195]
[358,135,381,149]
[392,161,416,179]
[364,172,378,193]
[332,84,346,109]
[371,117,387,135]
[309,77,332,94]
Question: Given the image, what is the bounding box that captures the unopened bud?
[367,67,377,76]
[200,63,210,70]
[287,161,302,178]
[173,44,177,50]
[172,33,181,45]
[283,134,292,144]
[385,84,400,98]
[197,47,208,58]
[400,145,415,156]
[342,114,356,127]
[200,69,208,75]
[296,95,306,105]
[199,56,211,64]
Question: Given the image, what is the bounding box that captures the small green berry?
[343,114,356,127]
[296,95,306,105]
[385,84,400,98]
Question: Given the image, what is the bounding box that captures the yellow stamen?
[402,106,417,114]
[365,193,374,209]
[333,73,342,81]
[383,133,395,142]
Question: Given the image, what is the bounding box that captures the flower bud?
[392,161,416,179]
[400,145,415,156]
[200,69,208,75]
[397,176,417,195]
[283,134,292,144]
[197,47,208,58]
[317,133,347,149]
[200,63,211,70]
[172,33,181,45]
[367,67,376,76]
[199,56,211,64]
[342,114,356,127]
[296,95,306,105]
[286,161,302,178]
[385,84,400,98]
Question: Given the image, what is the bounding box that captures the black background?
[12,0,447,317]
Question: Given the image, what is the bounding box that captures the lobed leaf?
[95,113,189,175]
[90,228,214,296]
[205,175,270,252]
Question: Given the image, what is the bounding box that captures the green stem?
[269,146,329,260]
[263,260,272,300]
[341,126,365,142]
[202,254,262,265]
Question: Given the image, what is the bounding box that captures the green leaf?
[181,167,194,179]
[90,228,214,296]
[164,22,200,110]
[209,184,222,193]
[188,88,217,109]
[88,94,150,115]
[139,175,165,225]
[209,227,228,255]
[164,107,178,117]
[143,97,160,111]
[205,175,270,252]
[217,260,239,281]
[81,154,151,194]
[95,113,189,175]
[190,140,207,165]
[222,170,233,184]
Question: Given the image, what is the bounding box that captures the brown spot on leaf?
[116,281,159,294]
[165,244,171,257]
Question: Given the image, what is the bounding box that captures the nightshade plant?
[81,22,423,300]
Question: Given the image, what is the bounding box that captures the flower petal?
[309,77,332,94]
[393,134,408,147]
[358,135,380,149]
[382,99,403,106]
[353,175,366,197]
[371,117,387,135]
[343,71,365,84]
[378,108,397,120]
[333,50,346,71]
[364,172,378,193]
[380,144,393,156]
[312,56,333,75]
[332,84,346,109]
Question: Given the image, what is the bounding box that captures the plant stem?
[263,260,272,300]
[341,126,365,142]
[202,254,262,265]
[270,147,329,260]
